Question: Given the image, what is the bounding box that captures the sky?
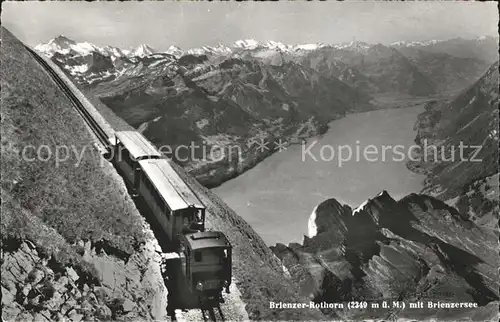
[2,1,498,51]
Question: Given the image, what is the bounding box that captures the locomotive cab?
[114,131,161,196]
[180,207,205,234]
[179,231,232,304]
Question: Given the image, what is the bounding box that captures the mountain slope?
[269,59,499,320]
[409,61,499,194]
[3,28,329,321]
[34,37,496,187]
[1,27,168,321]
[272,191,499,320]
[401,50,490,93]
[40,36,375,187]
[408,61,499,228]
[393,36,499,64]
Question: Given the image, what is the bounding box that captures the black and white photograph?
[1,0,499,321]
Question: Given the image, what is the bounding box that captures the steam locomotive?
[111,131,232,302]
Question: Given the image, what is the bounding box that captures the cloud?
[2,1,497,50]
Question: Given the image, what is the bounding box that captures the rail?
[28,46,233,322]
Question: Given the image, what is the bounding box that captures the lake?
[212,106,426,245]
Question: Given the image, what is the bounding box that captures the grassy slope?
[88,66,327,319]
[88,82,327,319]
[1,27,145,274]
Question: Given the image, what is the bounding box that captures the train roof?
[138,158,205,211]
[115,131,162,160]
[182,231,231,250]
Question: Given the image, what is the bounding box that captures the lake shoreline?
[195,97,434,190]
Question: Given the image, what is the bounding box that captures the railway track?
[25,46,111,151]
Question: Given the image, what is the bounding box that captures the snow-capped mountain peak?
[232,39,326,53]
[130,44,156,57]
[164,45,183,57]
[185,43,233,56]
[50,35,76,47]
[211,43,233,54]
[73,42,99,55]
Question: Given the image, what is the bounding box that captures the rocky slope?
[34,36,495,187]
[392,36,498,94]
[1,27,167,322]
[2,238,167,322]
[408,61,499,227]
[168,160,326,321]
[269,58,499,320]
[271,190,499,320]
[400,50,489,93]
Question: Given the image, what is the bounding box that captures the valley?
[213,104,427,245]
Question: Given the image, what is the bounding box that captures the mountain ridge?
[35,35,498,61]
[33,34,496,187]
[271,189,499,320]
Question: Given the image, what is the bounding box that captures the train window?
[194,251,202,262]
[144,177,155,201]
[154,191,162,210]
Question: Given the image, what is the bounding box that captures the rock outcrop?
[35,36,496,188]
[1,27,168,322]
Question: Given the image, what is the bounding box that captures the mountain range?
[272,190,499,320]
[34,35,497,186]
[35,35,497,96]
[408,61,499,228]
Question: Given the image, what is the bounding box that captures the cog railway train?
[111,131,232,303]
